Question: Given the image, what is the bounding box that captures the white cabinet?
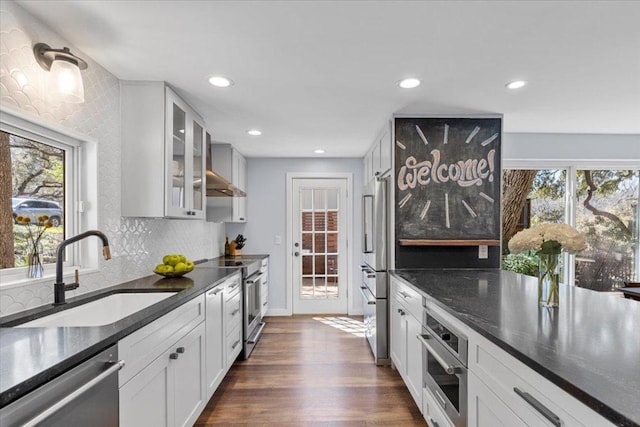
[390,277,423,410]
[121,81,206,219]
[206,143,247,223]
[205,285,225,399]
[467,332,615,427]
[468,371,526,427]
[224,273,243,367]
[120,321,206,427]
[363,120,393,183]
[260,258,269,316]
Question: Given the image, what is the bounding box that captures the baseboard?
[265,308,291,316]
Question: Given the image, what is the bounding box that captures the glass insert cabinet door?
[165,87,205,219]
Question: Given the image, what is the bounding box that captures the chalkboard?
[394,117,502,241]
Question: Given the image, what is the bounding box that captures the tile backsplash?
[0,1,224,315]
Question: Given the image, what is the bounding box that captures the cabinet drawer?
[224,290,242,335]
[118,294,205,386]
[225,323,242,367]
[423,387,454,427]
[224,274,241,301]
[393,279,423,320]
[469,338,609,427]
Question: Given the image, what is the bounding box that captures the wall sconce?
[33,43,88,103]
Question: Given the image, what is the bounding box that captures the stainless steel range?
[213,256,266,359]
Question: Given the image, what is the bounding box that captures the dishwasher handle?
[22,360,125,427]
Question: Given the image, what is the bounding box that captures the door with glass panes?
[292,178,348,314]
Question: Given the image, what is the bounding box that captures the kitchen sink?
[15,292,177,327]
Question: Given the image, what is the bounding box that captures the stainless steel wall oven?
[419,307,468,427]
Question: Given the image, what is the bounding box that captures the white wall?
[227,158,364,315]
[0,1,224,315]
[504,133,640,164]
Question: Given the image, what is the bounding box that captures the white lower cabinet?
[390,277,423,410]
[120,321,206,427]
[468,371,525,427]
[205,286,225,399]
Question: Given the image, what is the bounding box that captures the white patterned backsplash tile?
[0,2,225,316]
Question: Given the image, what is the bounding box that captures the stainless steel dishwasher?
[0,344,124,427]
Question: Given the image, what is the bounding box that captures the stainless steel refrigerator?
[360,175,390,365]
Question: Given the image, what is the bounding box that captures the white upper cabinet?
[121,81,206,219]
[364,120,392,182]
[206,143,247,223]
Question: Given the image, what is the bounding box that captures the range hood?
[205,140,246,197]
[206,169,246,197]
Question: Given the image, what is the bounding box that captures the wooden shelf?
[398,239,500,247]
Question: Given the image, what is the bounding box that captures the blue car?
[12,198,63,227]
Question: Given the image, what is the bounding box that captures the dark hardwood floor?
[196,315,426,426]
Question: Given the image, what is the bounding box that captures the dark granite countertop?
[391,269,640,427]
[0,260,240,408]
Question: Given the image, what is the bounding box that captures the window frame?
[504,159,640,287]
[0,107,97,288]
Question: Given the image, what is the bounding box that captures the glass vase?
[27,244,44,279]
[538,253,560,308]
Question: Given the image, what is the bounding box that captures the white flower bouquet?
[508,223,586,308]
[508,223,586,255]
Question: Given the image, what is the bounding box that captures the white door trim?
[286,172,353,316]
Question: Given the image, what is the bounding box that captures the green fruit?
[165,255,181,266]
[162,255,172,264]
[178,254,186,263]
[174,262,187,273]
[154,264,165,272]
[163,265,174,273]
[184,260,194,271]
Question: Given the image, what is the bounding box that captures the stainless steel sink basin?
[16,292,177,327]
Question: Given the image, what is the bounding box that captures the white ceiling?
[17,0,640,158]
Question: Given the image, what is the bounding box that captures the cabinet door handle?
[263,302,268,306]
[207,287,223,296]
[239,217,245,221]
[169,353,179,360]
[429,418,440,427]
[176,347,185,354]
[399,291,410,299]
[231,340,240,349]
[231,308,240,316]
[514,388,561,427]
[397,308,405,315]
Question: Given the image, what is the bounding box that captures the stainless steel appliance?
[0,344,124,427]
[213,256,266,359]
[419,307,468,427]
[360,175,390,365]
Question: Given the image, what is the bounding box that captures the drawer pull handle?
[231,340,240,349]
[231,308,240,316]
[514,387,561,427]
[176,347,185,354]
[207,287,223,296]
[169,353,179,360]
[399,291,410,299]
[397,308,405,315]
[429,418,440,427]
[263,302,268,306]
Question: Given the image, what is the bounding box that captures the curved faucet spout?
[54,230,111,305]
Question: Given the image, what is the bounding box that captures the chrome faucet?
[54,230,111,305]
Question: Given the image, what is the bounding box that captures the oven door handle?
[417,334,460,375]
[246,272,264,284]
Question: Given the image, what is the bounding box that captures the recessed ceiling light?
[247,129,262,136]
[399,78,421,89]
[314,149,325,154]
[208,76,233,87]
[506,80,527,90]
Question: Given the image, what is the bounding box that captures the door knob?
[294,242,299,247]
[294,251,300,257]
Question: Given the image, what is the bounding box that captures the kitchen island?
[391,269,640,427]
[0,261,239,408]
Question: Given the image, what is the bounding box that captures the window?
[503,167,639,292]
[0,108,92,285]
